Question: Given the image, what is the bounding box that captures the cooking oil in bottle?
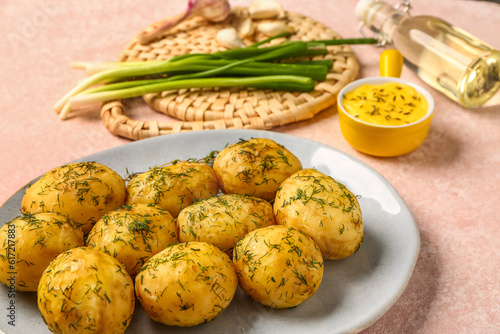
[355,0,500,108]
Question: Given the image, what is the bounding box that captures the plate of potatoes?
[0,129,419,334]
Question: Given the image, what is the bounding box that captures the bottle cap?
[379,49,404,77]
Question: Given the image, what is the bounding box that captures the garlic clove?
[256,20,294,36]
[216,27,245,49]
[238,18,255,38]
[248,0,284,19]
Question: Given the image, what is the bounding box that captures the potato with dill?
[0,212,83,292]
[213,138,302,201]
[177,194,275,255]
[233,225,324,308]
[21,161,127,234]
[135,241,237,327]
[126,161,219,217]
[37,247,135,334]
[86,204,177,276]
[274,169,363,260]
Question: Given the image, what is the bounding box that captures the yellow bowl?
[337,77,434,157]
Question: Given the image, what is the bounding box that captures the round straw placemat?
[101,7,359,140]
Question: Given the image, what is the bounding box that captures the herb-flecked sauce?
[343,82,428,126]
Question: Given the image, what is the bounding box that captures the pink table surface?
[1,0,499,333]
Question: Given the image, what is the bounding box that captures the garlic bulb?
[139,0,231,45]
[195,0,231,22]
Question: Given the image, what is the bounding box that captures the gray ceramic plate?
[0,129,420,334]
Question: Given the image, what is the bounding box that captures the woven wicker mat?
[101,7,359,140]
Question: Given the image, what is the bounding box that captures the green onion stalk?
[55,33,376,119]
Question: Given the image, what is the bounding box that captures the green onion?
[56,35,377,119]
[69,76,315,108]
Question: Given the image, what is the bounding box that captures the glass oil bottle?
[355,0,500,108]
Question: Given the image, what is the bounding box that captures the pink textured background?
[1,0,499,333]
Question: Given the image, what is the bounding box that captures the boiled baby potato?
[38,247,135,334]
[177,194,275,254]
[274,169,363,260]
[86,203,177,276]
[126,161,219,217]
[233,225,324,308]
[21,161,127,234]
[135,241,237,327]
[213,138,302,201]
[0,212,83,292]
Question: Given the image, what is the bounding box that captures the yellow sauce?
[343,82,428,126]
